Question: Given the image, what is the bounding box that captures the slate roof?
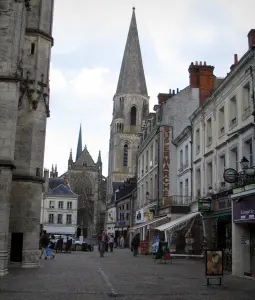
[116,8,148,96]
[115,182,136,202]
[47,184,78,196]
[49,178,65,190]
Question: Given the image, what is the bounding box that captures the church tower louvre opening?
[107,8,150,201]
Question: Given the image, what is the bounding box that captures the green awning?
[203,210,231,219]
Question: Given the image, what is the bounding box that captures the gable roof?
[47,184,78,196]
[75,145,95,167]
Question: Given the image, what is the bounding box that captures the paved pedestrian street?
[0,249,254,300]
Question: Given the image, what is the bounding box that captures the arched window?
[130,106,137,126]
[123,144,128,167]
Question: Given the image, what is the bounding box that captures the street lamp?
[240,156,255,175]
[240,156,249,170]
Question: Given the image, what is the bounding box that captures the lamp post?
[240,156,255,175]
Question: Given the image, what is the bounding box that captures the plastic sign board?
[223,168,238,183]
[198,198,211,212]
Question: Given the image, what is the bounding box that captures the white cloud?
[45,66,115,176]
[45,0,255,177]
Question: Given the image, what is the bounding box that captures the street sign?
[223,168,238,183]
[198,198,212,212]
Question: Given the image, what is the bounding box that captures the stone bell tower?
[107,8,149,200]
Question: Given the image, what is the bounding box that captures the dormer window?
[83,162,87,167]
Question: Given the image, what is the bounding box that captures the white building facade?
[174,126,195,209]
[41,184,78,237]
[190,30,255,277]
[106,206,117,235]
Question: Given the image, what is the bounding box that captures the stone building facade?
[107,8,149,201]
[0,1,54,275]
[63,126,106,238]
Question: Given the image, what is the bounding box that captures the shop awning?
[130,216,168,232]
[155,212,201,233]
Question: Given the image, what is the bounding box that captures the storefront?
[231,191,255,277]
[155,212,203,256]
[130,208,169,251]
[202,192,232,272]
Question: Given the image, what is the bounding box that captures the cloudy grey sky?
[45,0,255,176]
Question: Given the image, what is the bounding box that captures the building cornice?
[173,126,192,146]
[137,125,159,156]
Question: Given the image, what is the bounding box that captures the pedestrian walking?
[48,234,56,259]
[109,235,114,252]
[120,235,125,248]
[39,230,49,259]
[98,231,107,257]
[131,233,140,257]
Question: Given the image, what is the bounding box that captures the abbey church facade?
[60,126,106,238]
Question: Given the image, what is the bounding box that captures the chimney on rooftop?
[230,54,239,71]
[44,169,49,193]
[188,61,215,106]
[248,29,255,49]
[157,93,169,104]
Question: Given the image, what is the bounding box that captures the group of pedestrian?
[97,230,140,257]
[97,231,125,257]
[39,230,56,260]
[39,230,73,260]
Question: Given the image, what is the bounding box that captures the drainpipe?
[189,122,194,203]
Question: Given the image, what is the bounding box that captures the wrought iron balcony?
[161,195,192,207]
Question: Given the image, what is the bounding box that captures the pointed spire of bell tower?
[116,7,148,96]
[97,150,102,164]
[76,125,82,161]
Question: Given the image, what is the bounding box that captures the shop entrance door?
[250,224,255,275]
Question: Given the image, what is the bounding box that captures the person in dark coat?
[131,233,140,257]
[39,230,49,259]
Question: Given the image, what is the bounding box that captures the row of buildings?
[105,8,255,278]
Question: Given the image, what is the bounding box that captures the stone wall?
[0,0,28,276]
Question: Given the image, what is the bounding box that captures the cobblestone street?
[0,249,254,300]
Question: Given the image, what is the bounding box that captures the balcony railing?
[161,195,192,207]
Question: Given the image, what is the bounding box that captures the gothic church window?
[123,144,128,166]
[130,106,137,126]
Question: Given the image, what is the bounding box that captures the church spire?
[76,125,82,161]
[116,7,148,96]
[97,150,102,164]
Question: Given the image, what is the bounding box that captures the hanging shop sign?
[135,209,144,224]
[233,196,255,222]
[205,250,223,285]
[163,126,170,206]
[223,168,238,183]
[198,198,212,212]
